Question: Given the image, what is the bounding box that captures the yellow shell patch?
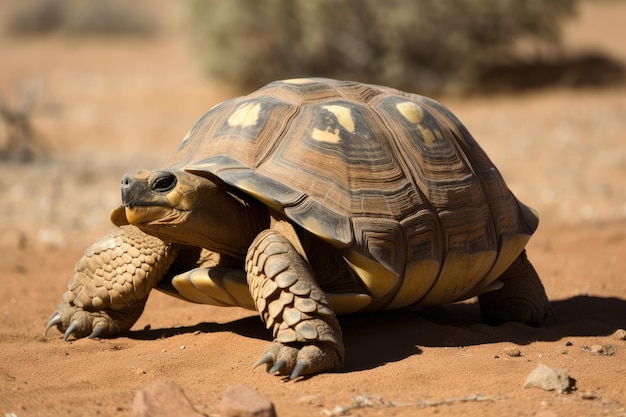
[417,125,436,146]
[311,127,342,144]
[322,105,355,133]
[228,103,262,128]
[282,78,315,84]
[310,105,355,144]
[396,101,424,124]
[397,101,439,146]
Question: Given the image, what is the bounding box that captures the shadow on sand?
[126,295,626,373]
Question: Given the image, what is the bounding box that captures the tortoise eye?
[151,172,177,193]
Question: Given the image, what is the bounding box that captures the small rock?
[523,363,576,393]
[220,384,276,417]
[504,347,522,357]
[589,344,615,356]
[613,329,626,341]
[565,341,573,347]
[133,380,204,417]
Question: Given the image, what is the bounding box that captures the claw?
[88,326,105,339]
[253,353,274,370]
[268,358,287,374]
[43,313,62,338]
[290,361,307,380]
[64,321,79,341]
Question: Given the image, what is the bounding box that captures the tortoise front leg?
[246,230,345,379]
[44,226,178,340]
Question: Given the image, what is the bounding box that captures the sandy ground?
[1,2,625,416]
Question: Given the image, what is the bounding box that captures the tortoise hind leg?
[478,250,555,326]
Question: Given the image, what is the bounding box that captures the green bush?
[187,0,578,93]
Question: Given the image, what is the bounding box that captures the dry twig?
[323,393,507,416]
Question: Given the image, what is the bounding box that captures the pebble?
[220,384,276,417]
[523,363,575,393]
[133,380,204,417]
[588,344,615,356]
[613,329,626,341]
[504,347,522,357]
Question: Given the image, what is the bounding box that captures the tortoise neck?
[222,187,271,257]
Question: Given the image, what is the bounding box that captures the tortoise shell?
[165,78,538,310]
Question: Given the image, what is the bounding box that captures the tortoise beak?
[110,205,129,226]
[111,204,171,228]
[111,203,181,229]
[124,206,174,225]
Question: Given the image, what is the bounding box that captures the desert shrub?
[4,0,157,36]
[0,83,50,162]
[186,0,578,93]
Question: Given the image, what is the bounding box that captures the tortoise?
[45,78,552,379]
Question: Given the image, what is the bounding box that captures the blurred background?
[0,0,625,251]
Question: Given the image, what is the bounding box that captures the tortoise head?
[111,169,254,257]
